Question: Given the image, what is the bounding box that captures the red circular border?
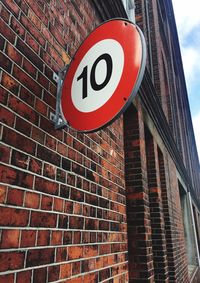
[61,19,144,132]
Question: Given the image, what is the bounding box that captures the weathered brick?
[0,143,11,163]
[8,95,38,123]
[0,251,25,272]
[0,18,15,44]
[0,229,20,249]
[24,191,40,209]
[12,65,42,97]
[33,267,47,283]
[20,230,36,248]
[30,211,57,228]
[7,188,24,206]
[16,37,43,70]
[11,149,28,169]
[48,265,60,282]
[0,206,29,226]
[22,58,37,78]
[16,270,32,283]
[0,51,12,72]
[5,42,22,65]
[3,0,20,17]
[10,16,25,39]
[0,164,33,189]
[26,248,54,267]
[37,144,61,166]
[35,176,59,195]
[1,72,19,95]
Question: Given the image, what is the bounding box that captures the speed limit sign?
[61,19,146,132]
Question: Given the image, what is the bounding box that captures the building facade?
[0,0,200,282]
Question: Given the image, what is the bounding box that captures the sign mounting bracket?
[50,65,69,129]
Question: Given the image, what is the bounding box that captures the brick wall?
[123,99,190,282]
[0,0,129,282]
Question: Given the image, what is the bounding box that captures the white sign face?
[71,39,124,113]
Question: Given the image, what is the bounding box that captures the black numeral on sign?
[77,53,113,99]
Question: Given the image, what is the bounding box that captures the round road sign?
[61,19,146,132]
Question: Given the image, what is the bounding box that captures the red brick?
[48,265,60,282]
[45,135,57,151]
[0,34,5,50]
[40,116,63,140]
[37,72,49,90]
[51,231,62,246]
[0,144,11,163]
[56,247,68,262]
[9,93,38,122]
[35,98,48,116]
[25,191,40,209]
[0,229,20,248]
[0,206,29,226]
[68,246,83,260]
[41,195,53,210]
[33,267,47,283]
[6,42,22,66]
[37,230,50,246]
[53,197,64,212]
[35,176,59,195]
[2,127,36,155]
[43,90,56,109]
[0,86,8,106]
[15,116,32,136]
[0,106,15,127]
[31,126,45,144]
[37,144,61,167]
[28,157,42,174]
[3,0,20,17]
[28,9,41,31]
[12,65,42,97]
[72,261,81,276]
[0,164,33,189]
[19,86,35,107]
[0,51,12,72]
[84,245,98,258]
[63,231,72,245]
[0,4,10,23]
[7,188,24,206]
[58,214,68,229]
[0,251,25,272]
[0,18,15,44]
[25,32,40,54]
[16,270,32,283]
[16,37,43,71]
[26,248,54,267]
[20,230,36,248]
[1,72,19,95]
[0,273,14,283]
[73,231,81,245]
[30,211,57,228]
[10,17,25,39]
[11,149,29,169]
[14,1,28,15]
[0,185,7,204]
[22,58,37,79]
[25,0,48,26]
[60,263,72,279]
[20,14,45,47]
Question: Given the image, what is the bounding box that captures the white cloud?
[172,0,200,42]
[181,46,200,85]
[192,112,200,160]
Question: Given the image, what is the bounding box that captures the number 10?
[77,53,113,99]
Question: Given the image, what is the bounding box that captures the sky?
[172,0,200,161]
